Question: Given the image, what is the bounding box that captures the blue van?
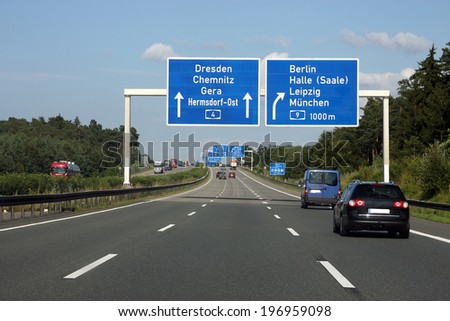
[300,169,341,209]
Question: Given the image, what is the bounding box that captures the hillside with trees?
[0,115,139,176]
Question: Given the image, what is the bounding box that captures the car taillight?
[338,188,341,198]
[305,187,308,196]
[393,200,409,208]
[348,199,365,207]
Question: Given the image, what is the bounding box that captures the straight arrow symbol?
[175,92,184,118]
[243,92,252,118]
[272,92,285,120]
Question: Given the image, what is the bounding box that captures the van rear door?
[308,171,340,205]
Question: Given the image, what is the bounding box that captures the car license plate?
[368,208,390,214]
[309,189,321,193]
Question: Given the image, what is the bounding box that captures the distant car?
[228,172,236,178]
[218,171,227,180]
[333,181,410,238]
[216,171,224,178]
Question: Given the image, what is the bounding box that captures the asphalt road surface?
[1,168,449,300]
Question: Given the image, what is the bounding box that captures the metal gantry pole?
[123,89,166,186]
[382,96,390,183]
[359,90,390,182]
[123,95,131,185]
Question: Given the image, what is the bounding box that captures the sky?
[1,0,449,161]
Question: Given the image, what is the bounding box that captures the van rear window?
[309,172,338,186]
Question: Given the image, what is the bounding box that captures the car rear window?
[309,172,338,186]
[353,185,404,199]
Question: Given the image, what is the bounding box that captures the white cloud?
[359,68,414,96]
[141,43,177,62]
[366,32,431,52]
[341,29,367,47]
[342,29,432,53]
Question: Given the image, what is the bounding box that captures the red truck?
[50,161,81,177]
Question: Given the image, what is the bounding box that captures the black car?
[333,181,410,238]
[216,171,227,179]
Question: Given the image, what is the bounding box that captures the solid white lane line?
[287,228,300,236]
[64,254,117,279]
[187,211,196,216]
[274,215,281,219]
[158,224,175,232]
[318,260,355,288]
[411,230,450,244]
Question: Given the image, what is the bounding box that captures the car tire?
[339,217,349,236]
[301,199,308,209]
[399,229,410,239]
[333,215,339,233]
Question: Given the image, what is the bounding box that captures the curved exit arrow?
[175,92,184,118]
[272,92,285,120]
[243,92,252,118]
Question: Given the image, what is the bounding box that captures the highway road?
[0,168,449,301]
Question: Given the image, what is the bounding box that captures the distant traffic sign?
[270,162,285,175]
[167,58,260,126]
[207,145,244,158]
[266,58,359,127]
[229,145,244,158]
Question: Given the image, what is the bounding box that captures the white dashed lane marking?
[287,228,300,236]
[158,224,175,232]
[318,259,356,289]
[64,254,117,279]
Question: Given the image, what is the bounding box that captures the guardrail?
[407,199,450,211]
[0,172,209,222]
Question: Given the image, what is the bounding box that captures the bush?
[417,142,450,198]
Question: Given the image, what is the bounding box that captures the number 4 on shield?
[205,109,222,120]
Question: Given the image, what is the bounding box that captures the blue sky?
[1,0,449,160]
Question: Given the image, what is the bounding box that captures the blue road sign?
[167,58,260,126]
[229,145,244,158]
[208,145,244,158]
[207,145,227,157]
[266,58,359,127]
[270,162,285,175]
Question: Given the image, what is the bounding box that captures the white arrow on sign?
[272,92,285,120]
[175,92,184,118]
[243,92,252,118]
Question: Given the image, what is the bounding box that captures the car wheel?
[301,199,308,209]
[333,215,339,233]
[399,229,410,239]
[339,217,348,236]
